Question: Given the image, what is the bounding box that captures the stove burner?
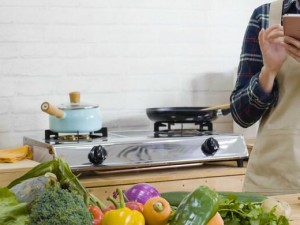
[154,121,213,137]
[45,127,108,143]
[59,134,91,142]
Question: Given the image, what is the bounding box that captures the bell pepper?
[170,185,219,225]
[103,199,143,213]
[101,188,145,225]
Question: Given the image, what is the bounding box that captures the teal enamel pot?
[41,92,102,133]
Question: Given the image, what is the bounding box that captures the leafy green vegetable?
[0,158,107,224]
[7,157,104,208]
[0,187,29,225]
[10,173,57,204]
[28,186,93,225]
[218,195,289,225]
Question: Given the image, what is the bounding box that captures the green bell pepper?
[170,185,219,225]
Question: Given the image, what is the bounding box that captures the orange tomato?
[207,212,224,225]
[143,196,171,225]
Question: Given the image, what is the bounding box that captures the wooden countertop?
[0,159,246,187]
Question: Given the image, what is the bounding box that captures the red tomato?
[88,205,104,225]
[92,218,101,225]
[126,201,144,212]
[102,205,115,213]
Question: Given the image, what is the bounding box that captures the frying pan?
[146,104,230,123]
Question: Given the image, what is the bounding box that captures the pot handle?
[41,102,65,119]
[200,103,230,111]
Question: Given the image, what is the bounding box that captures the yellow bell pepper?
[101,188,145,225]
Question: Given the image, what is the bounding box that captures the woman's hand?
[283,36,300,62]
[258,24,287,93]
[259,24,287,74]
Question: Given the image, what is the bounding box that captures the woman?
[231,0,300,195]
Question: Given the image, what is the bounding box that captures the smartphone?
[283,14,300,40]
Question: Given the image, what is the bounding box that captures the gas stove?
[23,128,249,174]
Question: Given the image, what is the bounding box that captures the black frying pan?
[146,106,230,123]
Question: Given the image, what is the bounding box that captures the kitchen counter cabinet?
[80,161,247,204]
[0,160,299,224]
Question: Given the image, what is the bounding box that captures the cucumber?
[160,191,189,207]
[218,191,267,203]
[161,191,267,207]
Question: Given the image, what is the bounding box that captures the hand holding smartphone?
[283,14,300,40]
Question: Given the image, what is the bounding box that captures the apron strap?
[269,0,283,26]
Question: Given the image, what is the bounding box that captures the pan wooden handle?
[41,102,64,119]
[200,103,230,111]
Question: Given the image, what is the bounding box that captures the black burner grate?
[45,127,108,143]
[153,121,213,137]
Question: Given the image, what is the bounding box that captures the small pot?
[41,92,102,133]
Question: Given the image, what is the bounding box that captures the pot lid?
[58,91,99,110]
[58,102,99,110]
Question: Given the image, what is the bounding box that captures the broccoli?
[28,186,93,225]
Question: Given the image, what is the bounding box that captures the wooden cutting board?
[0,159,39,171]
[0,159,39,186]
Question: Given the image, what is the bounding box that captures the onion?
[122,183,160,204]
[261,198,292,219]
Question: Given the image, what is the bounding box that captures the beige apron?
[243,0,300,195]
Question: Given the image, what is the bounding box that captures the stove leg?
[236,159,244,167]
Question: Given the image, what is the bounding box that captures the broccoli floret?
[28,186,93,225]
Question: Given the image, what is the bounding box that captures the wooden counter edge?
[80,161,247,187]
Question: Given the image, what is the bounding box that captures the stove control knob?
[88,145,107,165]
[201,137,219,155]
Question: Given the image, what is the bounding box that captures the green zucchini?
[161,190,267,207]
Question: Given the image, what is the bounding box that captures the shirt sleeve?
[230,5,279,128]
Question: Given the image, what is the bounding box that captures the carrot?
[207,212,224,225]
[143,196,171,225]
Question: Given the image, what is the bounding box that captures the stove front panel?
[43,134,248,171]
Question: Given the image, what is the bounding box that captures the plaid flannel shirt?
[230,0,298,128]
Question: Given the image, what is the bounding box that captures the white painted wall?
[0,0,271,148]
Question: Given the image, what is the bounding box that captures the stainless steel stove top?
[23,130,249,173]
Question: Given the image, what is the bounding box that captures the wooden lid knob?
[41,102,64,119]
[69,91,80,103]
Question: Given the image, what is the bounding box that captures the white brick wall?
[0,0,270,148]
